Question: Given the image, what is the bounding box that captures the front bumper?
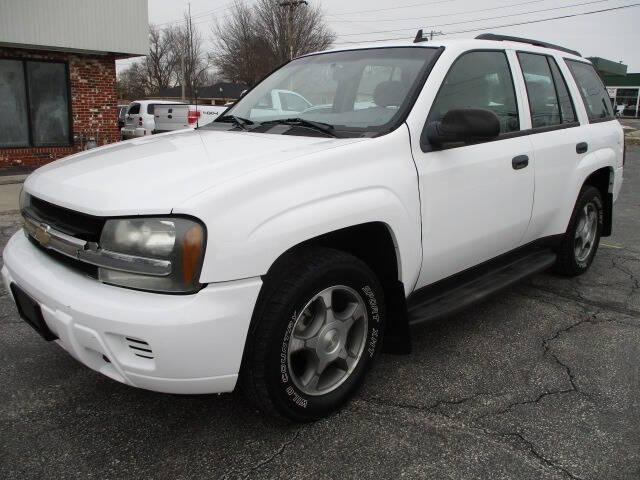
[121,127,149,138]
[3,232,262,394]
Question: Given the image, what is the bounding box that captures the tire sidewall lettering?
[276,279,383,412]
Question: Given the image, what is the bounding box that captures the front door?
[411,50,535,287]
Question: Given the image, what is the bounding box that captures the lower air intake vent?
[125,337,154,359]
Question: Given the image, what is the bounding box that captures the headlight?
[98,217,206,293]
[19,188,30,211]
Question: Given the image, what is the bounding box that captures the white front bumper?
[3,232,262,394]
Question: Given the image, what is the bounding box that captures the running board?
[408,250,557,326]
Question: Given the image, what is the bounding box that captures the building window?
[614,88,639,117]
[0,59,71,148]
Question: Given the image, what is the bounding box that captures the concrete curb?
[0,175,28,186]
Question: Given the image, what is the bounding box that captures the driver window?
[428,51,520,134]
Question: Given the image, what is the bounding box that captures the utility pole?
[279,0,307,60]
[181,2,192,101]
[181,56,185,101]
[428,30,444,40]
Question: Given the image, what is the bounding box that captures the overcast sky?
[117,0,640,73]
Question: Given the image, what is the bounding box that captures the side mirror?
[424,108,501,148]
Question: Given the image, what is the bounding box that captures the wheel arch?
[582,166,614,236]
[260,222,412,354]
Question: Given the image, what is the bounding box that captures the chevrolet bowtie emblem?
[34,225,52,246]
[25,219,52,247]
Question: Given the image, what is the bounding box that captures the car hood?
[24,129,366,216]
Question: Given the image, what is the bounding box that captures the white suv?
[4,34,624,422]
[120,100,179,139]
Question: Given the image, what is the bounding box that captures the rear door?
[410,50,535,287]
[519,54,619,242]
[515,51,584,243]
[154,104,190,132]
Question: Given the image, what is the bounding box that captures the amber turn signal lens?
[182,225,204,284]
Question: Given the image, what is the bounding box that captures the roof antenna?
[413,29,427,43]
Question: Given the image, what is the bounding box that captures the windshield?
[214,47,439,137]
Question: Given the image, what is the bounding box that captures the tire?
[241,247,385,422]
[554,185,603,276]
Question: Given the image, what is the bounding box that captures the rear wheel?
[241,247,385,422]
[554,185,603,276]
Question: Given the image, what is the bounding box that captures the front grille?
[23,194,105,277]
[25,195,105,242]
[27,234,98,278]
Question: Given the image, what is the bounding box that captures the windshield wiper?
[260,118,338,137]
[216,115,254,130]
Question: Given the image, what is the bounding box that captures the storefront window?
[0,59,71,148]
[614,88,639,117]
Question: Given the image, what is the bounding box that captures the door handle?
[576,142,588,154]
[512,155,529,170]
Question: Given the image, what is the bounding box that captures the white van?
[121,100,180,139]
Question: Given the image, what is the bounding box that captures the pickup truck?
[153,104,227,133]
[4,34,624,422]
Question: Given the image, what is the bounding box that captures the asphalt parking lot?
[1,148,639,480]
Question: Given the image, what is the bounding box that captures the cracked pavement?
[1,148,639,480]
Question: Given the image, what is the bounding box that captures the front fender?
[175,126,422,288]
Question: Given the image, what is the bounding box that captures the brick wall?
[0,47,120,168]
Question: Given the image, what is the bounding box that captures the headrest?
[373,81,406,108]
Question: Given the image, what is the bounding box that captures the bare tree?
[255,0,334,65]
[145,24,178,92]
[210,0,334,86]
[169,12,210,100]
[116,61,147,100]
[210,1,271,86]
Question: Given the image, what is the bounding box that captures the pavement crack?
[359,392,493,417]
[523,284,640,320]
[356,399,585,479]
[222,426,305,480]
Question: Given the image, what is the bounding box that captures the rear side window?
[428,51,520,134]
[128,103,140,115]
[518,53,576,128]
[565,60,613,121]
[548,59,576,124]
[147,104,156,114]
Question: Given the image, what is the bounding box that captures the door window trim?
[516,51,578,130]
[420,49,521,152]
[563,57,615,124]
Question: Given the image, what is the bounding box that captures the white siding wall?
[0,0,148,56]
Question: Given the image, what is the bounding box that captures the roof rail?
[475,33,581,57]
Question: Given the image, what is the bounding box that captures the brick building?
[0,0,148,169]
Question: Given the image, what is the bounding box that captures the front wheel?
[554,185,603,276]
[241,247,385,422]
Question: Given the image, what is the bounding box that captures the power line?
[333,0,610,37]
[329,0,564,23]
[154,0,248,27]
[329,0,456,16]
[332,3,640,45]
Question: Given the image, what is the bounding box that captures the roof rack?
[475,33,581,57]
